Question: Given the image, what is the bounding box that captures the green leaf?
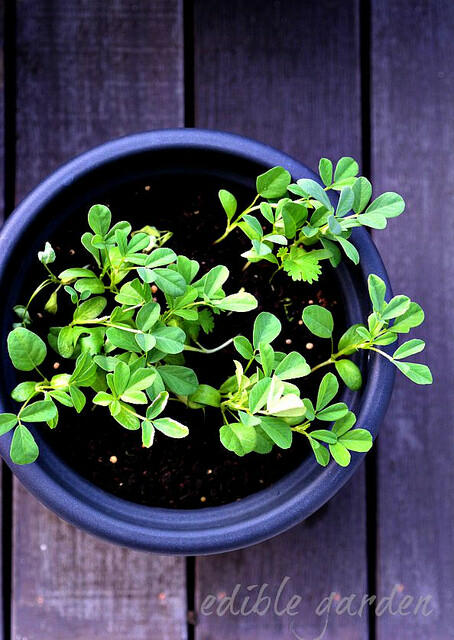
[59,267,97,282]
[159,365,199,395]
[337,237,359,265]
[127,233,149,254]
[309,437,330,466]
[7,328,47,372]
[144,248,177,268]
[93,391,114,406]
[220,422,256,456]
[71,352,97,386]
[0,414,18,434]
[234,336,254,360]
[282,201,308,228]
[173,309,198,321]
[239,412,261,427]
[69,386,86,413]
[328,215,342,235]
[203,265,229,297]
[329,442,351,466]
[336,186,354,217]
[352,177,372,214]
[81,232,101,267]
[319,158,333,187]
[332,411,356,436]
[153,325,185,354]
[11,381,38,402]
[256,166,291,198]
[302,305,333,339]
[127,367,157,391]
[218,189,237,221]
[135,333,157,352]
[74,277,105,296]
[142,420,155,447]
[359,209,388,229]
[57,326,75,358]
[10,425,39,465]
[153,417,189,439]
[393,361,433,385]
[310,429,338,444]
[267,392,305,417]
[339,428,372,452]
[38,242,56,265]
[152,268,187,297]
[259,416,292,449]
[391,303,424,333]
[260,202,275,223]
[275,352,310,380]
[374,332,398,346]
[73,296,107,322]
[189,384,221,408]
[239,216,263,241]
[297,178,333,211]
[317,402,349,421]
[106,327,141,353]
[88,204,111,236]
[393,339,425,360]
[146,391,169,419]
[199,309,214,334]
[334,157,359,183]
[382,295,411,320]
[316,373,339,411]
[282,247,328,283]
[253,312,281,349]
[335,359,363,391]
[253,427,274,454]
[257,343,273,377]
[249,377,272,413]
[368,274,387,313]
[175,255,199,284]
[113,404,140,430]
[136,302,160,332]
[112,361,130,396]
[115,279,151,306]
[365,192,405,218]
[213,292,257,312]
[21,400,57,422]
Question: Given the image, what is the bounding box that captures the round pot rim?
[0,129,395,554]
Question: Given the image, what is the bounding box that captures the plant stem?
[310,358,334,373]
[184,337,234,354]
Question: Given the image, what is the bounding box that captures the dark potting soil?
[21,175,347,509]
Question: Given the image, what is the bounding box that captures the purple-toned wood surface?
[11,2,187,639]
[371,1,454,638]
[193,2,369,638]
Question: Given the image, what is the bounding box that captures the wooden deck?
[0,1,452,638]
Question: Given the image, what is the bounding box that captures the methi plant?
[0,160,432,468]
[216,157,405,283]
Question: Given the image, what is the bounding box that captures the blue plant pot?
[0,129,395,554]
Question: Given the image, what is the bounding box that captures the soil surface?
[20,175,347,508]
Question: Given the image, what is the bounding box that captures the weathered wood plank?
[371,2,454,638]
[13,2,186,639]
[0,0,7,636]
[193,2,369,638]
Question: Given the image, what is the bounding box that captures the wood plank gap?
[2,0,16,637]
[3,0,15,220]
[359,2,377,640]
[186,557,196,640]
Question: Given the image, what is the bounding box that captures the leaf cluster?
[217,157,405,283]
